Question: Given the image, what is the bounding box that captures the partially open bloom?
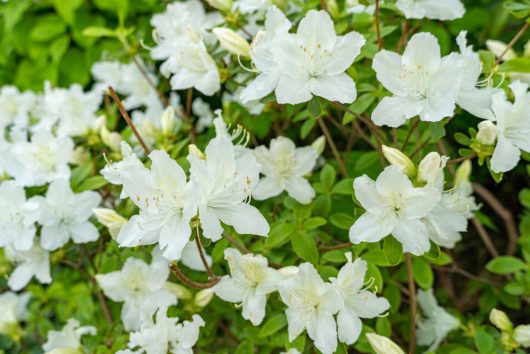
[396,0,465,20]
[96,256,177,331]
[213,248,282,325]
[121,309,204,354]
[366,333,405,354]
[372,33,460,127]
[42,319,96,353]
[35,179,101,251]
[349,165,440,255]
[330,254,390,345]
[253,136,319,204]
[416,289,459,352]
[278,263,342,354]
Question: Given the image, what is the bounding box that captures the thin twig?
[473,183,518,255]
[495,22,530,65]
[320,242,353,251]
[195,225,217,280]
[169,263,220,289]
[318,117,349,177]
[410,138,431,159]
[224,233,251,254]
[401,118,419,151]
[405,254,416,354]
[107,86,151,155]
[471,217,500,258]
[320,0,328,11]
[447,153,477,165]
[375,0,383,50]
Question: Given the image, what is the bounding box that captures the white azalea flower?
[346,0,375,15]
[330,253,390,345]
[488,81,530,173]
[416,289,459,352]
[123,309,204,354]
[2,131,73,187]
[42,319,96,353]
[5,244,51,291]
[112,149,194,261]
[514,325,530,348]
[101,142,144,196]
[278,263,342,354]
[187,117,269,242]
[371,32,460,127]
[0,86,35,131]
[455,31,496,120]
[34,179,101,251]
[240,6,292,103]
[213,248,282,325]
[253,136,318,204]
[96,256,177,331]
[349,165,441,255]
[0,291,30,336]
[233,0,272,14]
[396,0,465,20]
[0,180,39,251]
[272,10,365,104]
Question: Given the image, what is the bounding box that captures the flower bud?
[194,289,214,307]
[165,282,193,300]
[206,0,232,12]
[311,136,326,156]
[279,266,299,277]
[45,349,82,354]
[515,325,530,348]
[476,120,498,145]
[92,208,127,239]
[382,145,416,178]
[212,28,251,57]
[189,144,205,159]
[417,152,448,186]
[161,106,177,135]
[485,40,516,61]
[489,308,512,331]
[455,159,472,186]
[366,333,405,354]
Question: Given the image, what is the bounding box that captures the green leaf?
[499,58,530,73]
[30,15,67,42]
[486,256,526,274]
[266,223,296,249]
[504,0,530,19]
[383,237,403,266]
[75,176,108,192]
[430,121,446,139]
[308,98,321,118]
[291,231,319,264]
[331,179,354,195]
[82,26,116,38]
[53,0,83,24]
[301,118,316,139]
[329,213,355,230]
[303,217,327,230]
[320,165,336,190]
[258,314,287,338]
[322,250,348,263]
[412,258,434,289]
[454,132,471,146]
[474,327,494,354]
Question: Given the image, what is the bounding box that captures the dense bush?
[1,0,530,353]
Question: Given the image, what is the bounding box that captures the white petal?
[275,75,312,105]
[392,219,431,255]
[199,206,224,241]
[213,276,245,303]
[242,292,267,326]
[240,72,279,103]
[216,203,269,237]
[252,177,284,201]
[375,166,413,196]
[353,175,383,215]
[350,290,390,318]
[402,186,441,219]
[372,50,407,95]
[69,222,99,244]
[310,73,357,104]
[40,224,70,251]
[307,311,338,354]
[285,307,306,341]
[337,310,362,345]
[402,33,441,73]
[371,96,423,128]
[491,134,521,173]
[296,10,337,54]
[322,31,365,75]
[285,177,315,204]
[349,213,393,244]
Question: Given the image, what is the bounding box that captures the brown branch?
[447,153,477,165]
[495,22,530,65]
[320,242,353,251]
[318,117,349,177]
[107,86,151,155]
[471,217,500,258]
[375,0,383,50]
[473,183,518,255]
[401,118,419,151]
[223,233,251,254]
[405,254,417,354]
[319,0,328,11]
[195,226,218,280]
[169,263,220,289]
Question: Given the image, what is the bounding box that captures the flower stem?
[405,253,417,354]
[375,0,383,50]
[318,117,349,177]
[195,226,218,280]
[169,262,220,289]
[494,22,529,65]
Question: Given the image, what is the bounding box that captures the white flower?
[150,1,222,96]
[349,165,441,255]
[101,142,144,193]
[5,244,51,291]
[252,136,318,204]
[3,131,73,187]
[455,31,496,120]
[187,117,269,242]
[488,81,530,173]
[416,289,459,352]
[35,179,101,251]
[113,149,194,261]
[514,325,530,348]
[366,333,405,354]
[0,181,39,251]
[239,6,292,103]
[96,256,177,331]
[476,120,499,145]
[272,10,365,104]
[346,0,375,15]
[192,98,215,132]
[0,291,30,336]
[396,0,464,20]
[330,254,390,345]
[213,248,282,325]
[372,32,460,127]
[233,0,271,14]
[0,86,35,131]
[42,319,96,353]
[278,263,342,354]
[124,309,204,354]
